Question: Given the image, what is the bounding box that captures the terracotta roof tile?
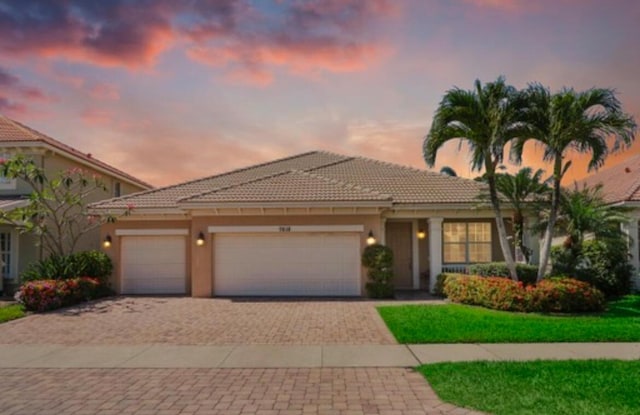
[180,170,392,204]
[0,115,152,189]
[91,150,487,210]
[577,154,640,204]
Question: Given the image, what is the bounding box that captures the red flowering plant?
[443,274,604,313]
[16,277,104,312]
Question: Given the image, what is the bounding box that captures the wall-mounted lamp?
[103,235,112,248]
[417,229,426,240]
[366,230,377,246]
[196,231,206,246]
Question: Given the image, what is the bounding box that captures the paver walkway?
[0,367,482,415]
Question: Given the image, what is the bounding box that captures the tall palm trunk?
[487,169,518,281]
[537,157,563,281]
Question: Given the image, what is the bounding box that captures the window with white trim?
[0,232,12,279]
[443,222,492,263]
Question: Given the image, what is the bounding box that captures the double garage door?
[120,232,361,296]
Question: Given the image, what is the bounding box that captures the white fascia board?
[208,225,365,234]
[0,199,31,212]
[88,207,186,216]
[115,228,189,236]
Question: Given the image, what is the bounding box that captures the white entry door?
[214,233,360,296]
[121,236,186,294]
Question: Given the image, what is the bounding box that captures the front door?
[386,222,413,289]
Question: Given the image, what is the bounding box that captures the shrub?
[21,250,113,283]
[434,273,466,298]
[443,275,604,313]
[530,277,606,313]
[551,240,633,298]
[362,244,394,299]
[15,277,105,312]
[469,262,538,285]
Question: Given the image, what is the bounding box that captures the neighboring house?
[0,115,152,293]
[93,151,519,297]
[578,154,640,289]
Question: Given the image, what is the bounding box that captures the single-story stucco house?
[578,154,640,289]
[93,151,525,297]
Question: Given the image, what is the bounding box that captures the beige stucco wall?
[104,214,382,297]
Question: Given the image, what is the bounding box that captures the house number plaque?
[278,226,292,232]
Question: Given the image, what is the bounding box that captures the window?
[0,153,16,190]
[0,232,12,279]
[443,222,492,263]
[114,182,121,197]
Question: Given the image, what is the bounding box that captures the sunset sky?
[1,0,638,187]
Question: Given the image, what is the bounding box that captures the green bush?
[21,250,113,283]
[443,275,605,313]
[551,240,633,298]
[362,244,394,299]
[434,273,466,297]
[469,262,538,285]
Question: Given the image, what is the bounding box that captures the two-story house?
[0,115,152,294]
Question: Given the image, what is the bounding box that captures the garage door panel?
[121,236,186,295]
[214,233,360,296]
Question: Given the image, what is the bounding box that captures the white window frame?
[0,228,18,280]
[0,153,17,190]
[442,222,492,264]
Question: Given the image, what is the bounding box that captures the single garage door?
[214,233,361,296]
[121,236,186,294]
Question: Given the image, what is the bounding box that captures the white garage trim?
[115,228,189,236]
[208,225,364,234]
[121,235,187,294]
[214,233,361,296]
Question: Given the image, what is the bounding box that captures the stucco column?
[428,217,443,292]
[622,218,640,290]
[523,216,540,265]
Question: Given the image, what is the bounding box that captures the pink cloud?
[88,83,120,101]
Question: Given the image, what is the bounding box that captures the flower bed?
[443,275,605,313]
[16,277,104,312]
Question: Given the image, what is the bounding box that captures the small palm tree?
[424,76,529,280]
[439,166,458,177]
[512,85,637,281]
[555,184,629,253]
[493,168,550,264]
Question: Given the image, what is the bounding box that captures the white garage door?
[121,236,186,294]
[214,233,361,296]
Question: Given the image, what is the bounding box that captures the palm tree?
[512,85,637,281]
[493,168,550,264]
[439,166,458,177]
[555,184,629,253]
[424,76,528,281]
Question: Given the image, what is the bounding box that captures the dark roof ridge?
[91,151,325,208]
[177,170,292,203]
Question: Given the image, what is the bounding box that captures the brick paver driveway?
[0,297,398,345]
[0,367,481,415]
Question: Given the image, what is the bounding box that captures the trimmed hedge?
[434,273,466,297]
[443,274,605,313]
[468,262,538,285]
[16,277,106,312]
[362,244,395,298]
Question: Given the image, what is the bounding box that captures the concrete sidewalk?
[0,343,638,369]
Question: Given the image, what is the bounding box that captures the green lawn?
[378,295,640,343]
[0,304,25,323]
[419,360,640,415]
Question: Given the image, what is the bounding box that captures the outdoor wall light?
[366,230,377,246]
[103,235,112,248]
[417,229,426,240]
[196,232,206,246]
